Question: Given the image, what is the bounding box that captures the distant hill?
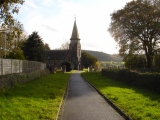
[82,50,123,62]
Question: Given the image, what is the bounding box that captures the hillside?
[82,50,123,62]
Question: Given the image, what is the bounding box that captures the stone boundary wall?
[0,69,50,92]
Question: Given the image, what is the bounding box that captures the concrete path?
[61,72,125,120]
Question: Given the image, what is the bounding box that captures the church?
[45,18,81,70]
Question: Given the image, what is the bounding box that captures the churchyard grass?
[0,72,71,120]
[81,72,160,120]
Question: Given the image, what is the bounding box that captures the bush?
[101,69,160,93]
[62,61,72,72]
[6,49,25,60]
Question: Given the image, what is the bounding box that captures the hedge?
[101,69,160,93]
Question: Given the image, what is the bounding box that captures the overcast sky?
[14,0,132,54]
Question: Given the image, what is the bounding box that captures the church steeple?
[69,17,81,70]
[70,18,80,40]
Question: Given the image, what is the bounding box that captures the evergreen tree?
[81,52,97,68]
[22,31,45,62]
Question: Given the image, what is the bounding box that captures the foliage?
[109,0,160,68]
[62,61,72,72]
[0,31,27,58]
[0,0,24,25]
[81,52,97,68]
[13,30,28,50]
[6,49,25,59]
[101,69,160,93]
[95,61,100,68]
[22,31,45,62]
[44,43,50,50]
[57,42,69,50]
[153,55,160,68]
[124,54,146,69]
[0,0,24,47]
[0,72,70,119]
[82,72,160,120]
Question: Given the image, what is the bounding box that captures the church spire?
[70,17,80,40]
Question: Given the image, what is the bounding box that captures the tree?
[124,54,146,69]
[22,31,45,62]
[17,31,28,49]
[81,52,97,68]
[0,0,24,56]
[109,0,160,68]
[0,0,24,25]
[58,42,69,50]
[44,43,50,50]
[0,0,24,44]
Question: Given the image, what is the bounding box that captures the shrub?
[63,61,72,72]
[101,69,160,93]
[6,49,25,60]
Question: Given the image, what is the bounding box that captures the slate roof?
[70,19,80,40]
[45,50,70,60]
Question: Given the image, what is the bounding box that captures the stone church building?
[45,18,81,70]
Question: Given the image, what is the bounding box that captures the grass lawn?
[81,72,160,120]
[0,72,71,120]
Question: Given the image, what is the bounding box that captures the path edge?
[55,75,70,120]
[81,74,133,120]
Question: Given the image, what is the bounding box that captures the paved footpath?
[61,72,125,120]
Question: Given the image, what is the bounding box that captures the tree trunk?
[146,53,153,68]
[143,41,154,68]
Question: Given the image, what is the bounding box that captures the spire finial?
[70,14,80,40]
[75,14,76,21]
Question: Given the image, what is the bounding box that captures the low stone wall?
[0,69,50,92]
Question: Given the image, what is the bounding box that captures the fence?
[0,59,46,75]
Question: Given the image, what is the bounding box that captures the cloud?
[41,0,54,5]
[25,0,39,9]
[15,0,132,54]
[41,24,58,32]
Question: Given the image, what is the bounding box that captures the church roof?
[45,50,70,60]
[70,19,80,40]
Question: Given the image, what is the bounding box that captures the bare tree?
[59,42,69,50]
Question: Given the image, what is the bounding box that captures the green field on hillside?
[99,61,125,68]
